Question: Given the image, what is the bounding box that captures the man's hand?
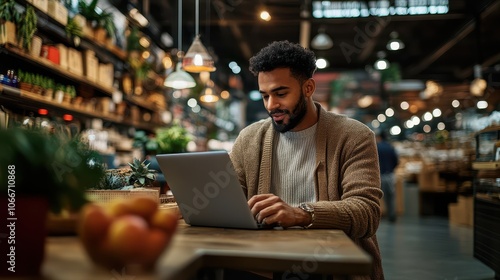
[248,194,312,228]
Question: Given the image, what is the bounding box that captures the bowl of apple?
[77,196,179,270]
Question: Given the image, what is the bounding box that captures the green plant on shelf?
[65,16,83,45]
[77,0,100,26]
[96,10,116,39]
[66,85,77,98]
[0,0,21,24]
[16,6,38,52]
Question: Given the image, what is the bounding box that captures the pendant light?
[164,0,196,89]
[200,80,219,103]
[182,0,216,73]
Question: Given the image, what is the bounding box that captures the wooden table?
[42,221,372,280]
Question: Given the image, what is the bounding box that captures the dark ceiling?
[136,0,500,90]
[107,0,500,122]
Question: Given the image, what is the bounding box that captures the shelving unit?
[472,135,500,279]
[0,0,171,133]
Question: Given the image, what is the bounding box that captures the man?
[376,130,399,223]
[229,41,384,279]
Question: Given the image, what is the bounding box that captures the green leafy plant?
[0,127,105,213]
[0,0,21,23]
[128,158,157,188]
[16,6,37,51]
[96,10,116,39]
[126,25,143,52]
[65,16,83,39]
[94,168,132,190]
[77,0,100,24]
[155,124,191,154]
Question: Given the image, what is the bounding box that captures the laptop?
[156,151,275,229]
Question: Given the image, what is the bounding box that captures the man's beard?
[269,93,307,133]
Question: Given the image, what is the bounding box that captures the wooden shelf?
[0,44,114,96]
[472,161,500,170]
[0,84,159,131]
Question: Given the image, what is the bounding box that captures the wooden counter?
[42,221,372,279]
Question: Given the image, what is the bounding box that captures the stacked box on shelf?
[68,48,83,76]
[47,0,68,26]
[83,50,98,82]
[32,0,48,13]
[0,21,17,45]
[57,44,68,69]
[98,63,114,88]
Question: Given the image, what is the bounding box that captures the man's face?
[258,68,308,133]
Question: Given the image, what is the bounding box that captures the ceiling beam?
[405,1,500,77]
[197,13,467,26]
[456,51,500,79]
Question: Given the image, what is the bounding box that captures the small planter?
[93,27,106,44]
[31,85,43,95]
[54,89,64,103]
[19,82,32,92]
[42,88,53,100]
[86,188,159,205]
[63,93,72,104]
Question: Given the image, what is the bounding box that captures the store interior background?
[1,0,499,278]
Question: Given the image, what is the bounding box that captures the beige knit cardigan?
[230,103,384,280]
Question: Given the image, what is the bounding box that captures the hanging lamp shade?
[164,0,196,89]
[311,28,333,50]
[182,0,216,73]
[199,84,219,103]
[183,36,216,73]
[164,63,196,89]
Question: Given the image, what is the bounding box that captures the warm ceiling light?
[374,51,389,70]
[470,64,487,96]
[357,95,373,108]
[164,0,196,89]
[183,0,216,73]
[200,86,219,103]
[311,28,333,50]
[315,58,329,69]
[183,35,216,72]
[386,31,405,51]
[129,8,149,27]
[164,63,196,89]
[260,10,271,21]
[220,90,230,99]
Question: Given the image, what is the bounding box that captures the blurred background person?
[376,130,399,223]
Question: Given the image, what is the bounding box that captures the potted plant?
[65,16,83,46]
[94,10,115,44]
[63,85,76,103]
[54,83,65,103]
[0,127,104,277]
[17,69,33,91]
[155,123,191,154]
[86,158,160,203]
[42,78,55,100]
[16,5,38,52]
[31,74,43,95]
[0,0,20,45]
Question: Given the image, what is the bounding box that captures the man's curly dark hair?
[249,40,317,83]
